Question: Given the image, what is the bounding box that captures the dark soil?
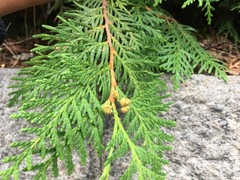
[0,37,36,68]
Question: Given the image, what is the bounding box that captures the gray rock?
[162,74,240,180]
[0,69,239,180]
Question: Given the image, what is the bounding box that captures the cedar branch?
[145,6,177,22]
[102,0,117,103]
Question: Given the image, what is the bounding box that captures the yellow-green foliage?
[0,0,227,179]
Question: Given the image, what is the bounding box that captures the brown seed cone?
[113,90,119,100]
[102,100,112,114]
[121,106,130,113]
[102,105,112,114]
[119,98,131,107]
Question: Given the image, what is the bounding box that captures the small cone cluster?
[101,89,131,115]
[101,100,112,115]
[119,97,130,114]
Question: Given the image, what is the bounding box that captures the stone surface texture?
[162,74,240,180]
[0,68,240,180]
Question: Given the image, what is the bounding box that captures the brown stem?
[102,0,117,103]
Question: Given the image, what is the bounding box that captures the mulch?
[199,36,240,75]
[0,37,36,68]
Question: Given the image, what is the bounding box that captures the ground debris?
[199,35,240,75]
[0,37,35,68]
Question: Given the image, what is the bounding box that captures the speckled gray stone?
[162,74,240,180]
[1,69,240,180]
